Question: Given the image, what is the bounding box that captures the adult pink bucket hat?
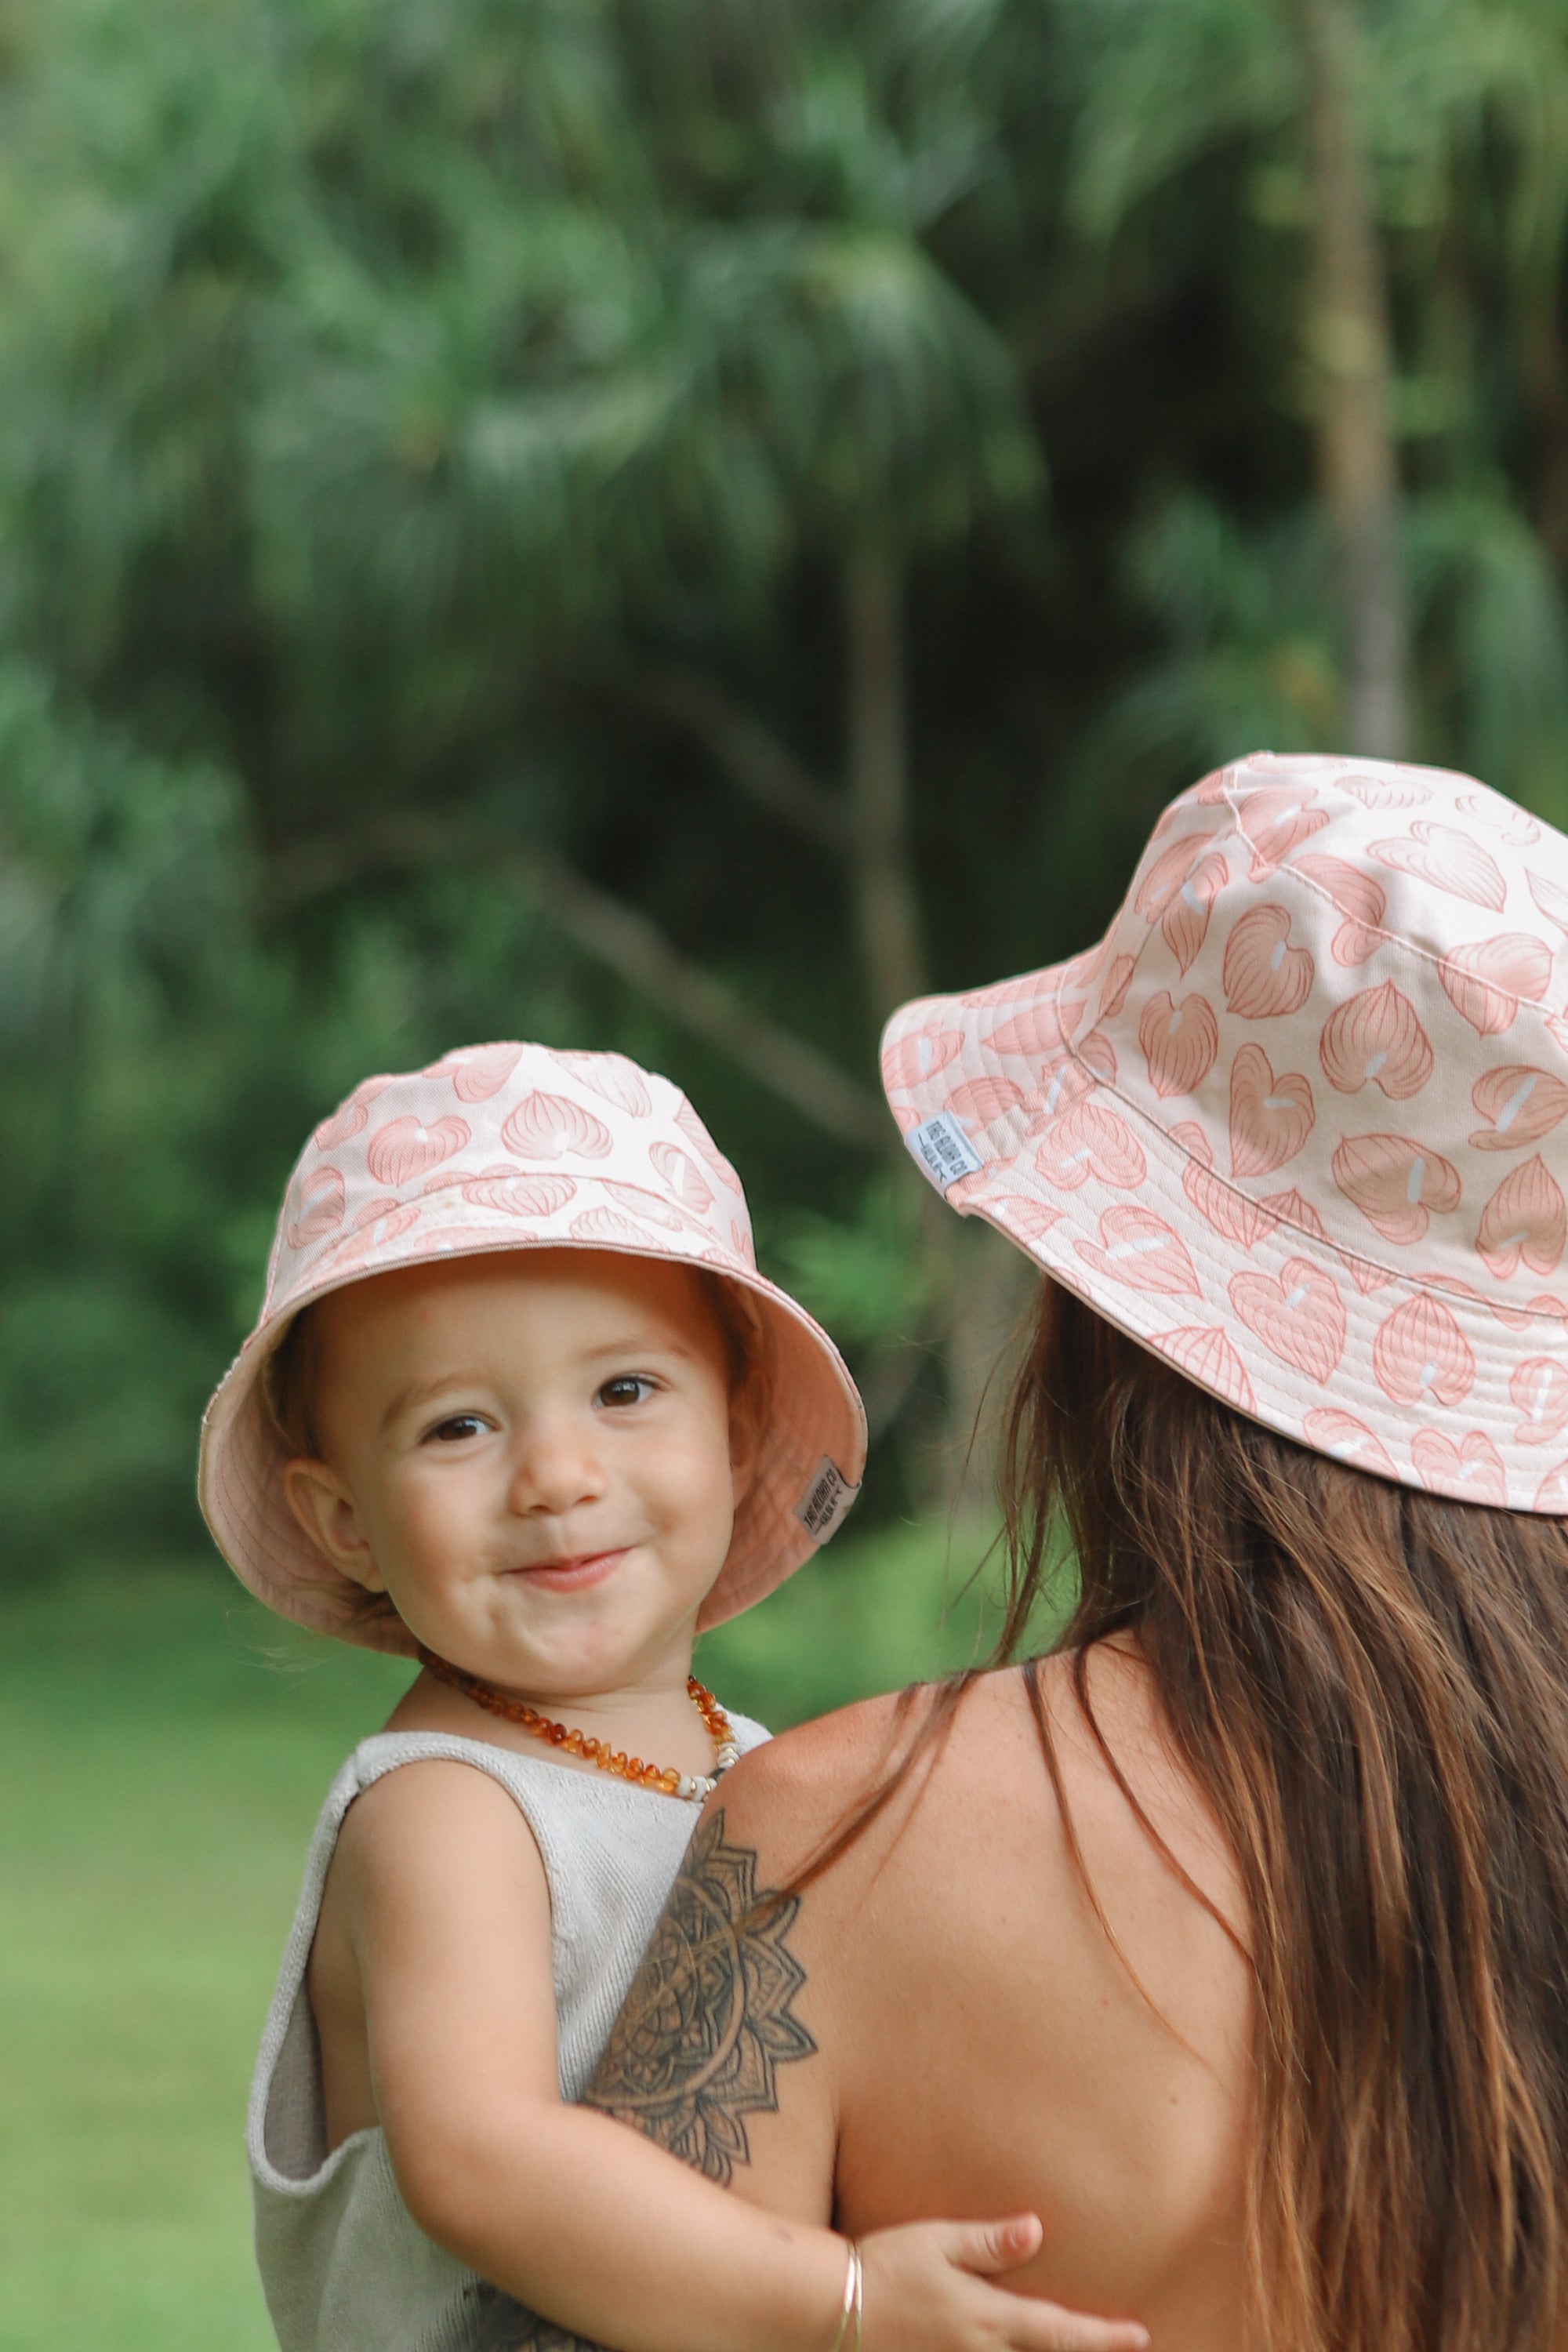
[884,752,1568,1515]
[200,1044,866,1651]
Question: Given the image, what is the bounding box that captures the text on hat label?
[906,1112,984,1192]
[795,1458,862,1544]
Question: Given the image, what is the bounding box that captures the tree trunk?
[1296,0,1409,760]
[844,546,928,1021]
[842,544,1025,1507]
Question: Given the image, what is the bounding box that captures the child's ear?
[727,1374,764,1507]
[281,1458,387,1594]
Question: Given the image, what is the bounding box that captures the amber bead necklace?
[416,1644,740,1802]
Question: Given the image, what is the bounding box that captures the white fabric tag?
[905,1111,983,1193]
[795,1458,861,1545]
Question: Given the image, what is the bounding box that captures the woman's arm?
[338,1759,1145,2352]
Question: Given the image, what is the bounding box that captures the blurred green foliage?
[2,0,1568,1576]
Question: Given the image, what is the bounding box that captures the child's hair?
[263,1259,769,1465]
[998,1277,1568,2352]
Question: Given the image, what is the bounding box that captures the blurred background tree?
[3,0,1568,1580]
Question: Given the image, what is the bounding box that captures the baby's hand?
[857,2216,1149,2352]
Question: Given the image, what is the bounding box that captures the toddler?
[200,1044,1145,2352]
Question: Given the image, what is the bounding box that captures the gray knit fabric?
[249,1710,769,2352]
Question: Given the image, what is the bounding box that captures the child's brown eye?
[597,1375,655,1410]
[428,1414,485,1443]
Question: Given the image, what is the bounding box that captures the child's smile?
[281,1247,758,1766]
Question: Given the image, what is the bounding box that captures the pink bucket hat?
[884,752,1568,1515]
[200,1044,866,1650]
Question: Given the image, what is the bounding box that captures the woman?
[576,751,1568,2352]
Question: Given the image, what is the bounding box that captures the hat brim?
[198,1214,866,1653]
[883,963,1568,1517]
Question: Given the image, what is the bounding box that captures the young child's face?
[281,1249,754,1701]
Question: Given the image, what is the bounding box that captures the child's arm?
[330,1763,1146,2352]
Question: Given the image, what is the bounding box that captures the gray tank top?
[249,1711,769,2352]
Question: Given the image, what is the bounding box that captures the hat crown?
[265,1043,751,1323]
[1045,757,1568,1312]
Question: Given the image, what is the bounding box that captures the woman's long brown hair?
[998,1279,1568,2352]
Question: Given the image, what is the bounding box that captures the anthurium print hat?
[200,1044,866,1652]
[884,752,1568,1514]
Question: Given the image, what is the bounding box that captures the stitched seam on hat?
[1223,779,1558,1011]
[1040,996,1568,1323]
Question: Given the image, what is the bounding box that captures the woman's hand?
[857,2216,1150,2352]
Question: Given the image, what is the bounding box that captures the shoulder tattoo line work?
[473,1809,818,2352]
[586,1806,817,2182]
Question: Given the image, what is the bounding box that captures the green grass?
[0,1519,1022,2350]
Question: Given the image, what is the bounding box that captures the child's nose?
[506,1417,608,1515]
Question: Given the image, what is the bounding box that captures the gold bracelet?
[826,2241,861,2352]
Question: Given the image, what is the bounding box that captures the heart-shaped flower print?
[1468,1065,1568,1150]
[557,1051,654,1117]
[883,1026,966,1093]
[426,1043,522,1103]
[1133,831,1220,927]
[1229,1044,1315,1178]
[365,1115,471,1188]
[1372,1293,1475,1406]
[313,1075,394,1152]
[1171,1120,1278,1249]
[285,1165,346,1250]
[1477,1156,1566,1279]
[674,1098,745,1194]
[603,1181,686,1232]
[649,1139,715,1215]
[1456,793,1541,848]
[1160,854,1231,973]
[982,995,1087,1062]
[1510,1356,1568,1446]
[502,1091,613,1163]
[1318,982,1432,1100]
[1370,822,1507,910]
[1438,934,1552,1036]
[1331,1132,1462,1245]
[1222,905,1315,1019]
[1138,990,1219,1098]
[1302,1407,1398,1476]
[1290,855,1388,966]
[1033,1101,1147,1192]
[1410,1428,1508,1504]
[1340,771,1433,811]
[449,1171,576,1219]
[1074,1207,1201,1297]
[1228,1258,1346,1382]
[947,1076,1028,1131]
[1149,1325,1257,1413]
[1236,786,1328,877]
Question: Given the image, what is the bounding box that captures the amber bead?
[412,1643,735,1802]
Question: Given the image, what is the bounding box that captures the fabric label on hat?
[906,1112,984,1192]
[795,1458,861,1545]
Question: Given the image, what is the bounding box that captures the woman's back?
[706,1650,1256,2350]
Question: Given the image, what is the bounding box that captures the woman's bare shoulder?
[715,1650,1243,1947]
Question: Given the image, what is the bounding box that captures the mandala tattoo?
[585,1806,817,2181]
[473,1810,818,2352]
